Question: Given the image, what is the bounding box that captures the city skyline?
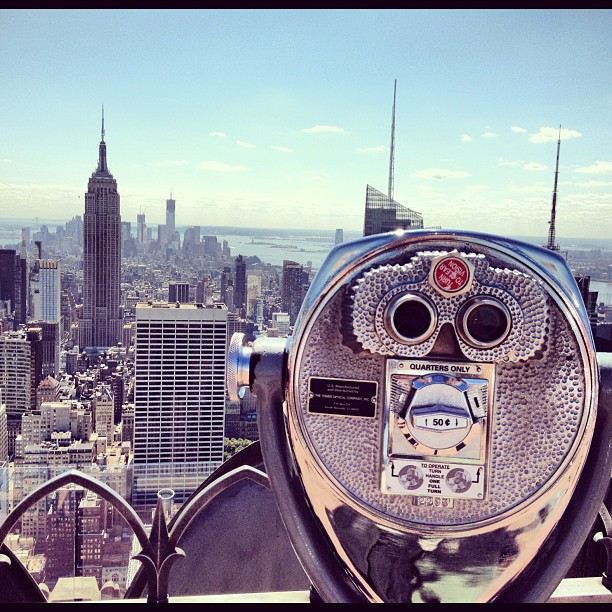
[2,9,612,238]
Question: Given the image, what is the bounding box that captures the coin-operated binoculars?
[227,230,612,603]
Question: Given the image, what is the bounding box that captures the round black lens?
[392,299,433,340]
[465,303,509,345]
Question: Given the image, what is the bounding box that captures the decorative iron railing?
[0,442,610,603]
[0,442,303,603]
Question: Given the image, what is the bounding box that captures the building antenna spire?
[101,104,105,142]
[388,79,397,201]
[545,125,561,251]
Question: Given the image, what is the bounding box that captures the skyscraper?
[234,255,247,314]
[94,385,114,441]
[282,260,304,326]
[79,109,122,349]
[136,212,146,244]
[246,273,261,319]
[363,185,423,237]
[168,282,190,303]
[166,196,176,238]
[162,194,179,250]
[363,82,424,237]
[0,330,42,417]
[183,226,201,255]
[28,321,60,379]
[220,267,232,306]
[37,260,61,326]
[0,249,27,330]
[0,328,43,457]
[31,259,62,373]
[0,400,7,465]
[0,250,17,330]
[132,302,228,506]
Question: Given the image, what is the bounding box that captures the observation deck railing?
[0,442,610,604]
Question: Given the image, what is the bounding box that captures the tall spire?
[388,79,397,201]
[545,125,561,252]
[96,105,109,176]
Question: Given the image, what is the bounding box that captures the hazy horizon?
[4,214,612,255]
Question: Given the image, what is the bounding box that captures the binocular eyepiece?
[381,291,511,348]
[227,229,612,603]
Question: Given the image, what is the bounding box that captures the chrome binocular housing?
[227,229,612,603]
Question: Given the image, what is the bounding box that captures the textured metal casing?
[279,229,599,602]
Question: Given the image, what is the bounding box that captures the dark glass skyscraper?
[282,260,304,325]
[234,254,247,314]
[363,184,423,237]
[0,248,27,329]
[79,110,122,349]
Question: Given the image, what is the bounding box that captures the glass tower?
[363,184,423,237]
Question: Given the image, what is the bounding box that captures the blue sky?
[1,9,612,239]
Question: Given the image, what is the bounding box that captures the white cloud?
[0,181,78,193]
[460,134,473,143]
[209,131,227,138]
[528,127,582,143]
[150,159,188,167]
[507,182,550,193]
[196,161,248,172]
[524,162,547,171]
[236,140,256,149]
[411,168,471,179]
[497,158,546,171]
[511,126,528,133]
[270,146,293,153]
[481,131,496,139]
[574,180,612,187]
[497,158,524,167]
[0,158,11,163]
[575,161,612,175]
[302,125,347,134]
[356,145,387,153]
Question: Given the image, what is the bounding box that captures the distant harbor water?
[221,232,359,268]
[3,218,612,295]
[0,217,362,270]
[591,280,612,306]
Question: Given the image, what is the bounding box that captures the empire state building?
[79,110,122,349]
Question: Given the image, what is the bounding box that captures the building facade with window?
[132,302,228,506]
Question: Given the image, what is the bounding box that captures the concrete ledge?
[168,591,312,604]
[547,577,612,603]
[85,579,612,603]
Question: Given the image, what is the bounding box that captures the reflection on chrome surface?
[239,229,612,603]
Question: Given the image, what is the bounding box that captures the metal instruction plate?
[307,376,378,418]
[382,358,494,500]
[385,458,486,500]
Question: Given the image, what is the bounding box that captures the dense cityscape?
[3,106,612,602]
[0,118,341,600]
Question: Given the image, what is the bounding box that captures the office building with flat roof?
[132,302,227,506]
[282,260,304,326]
